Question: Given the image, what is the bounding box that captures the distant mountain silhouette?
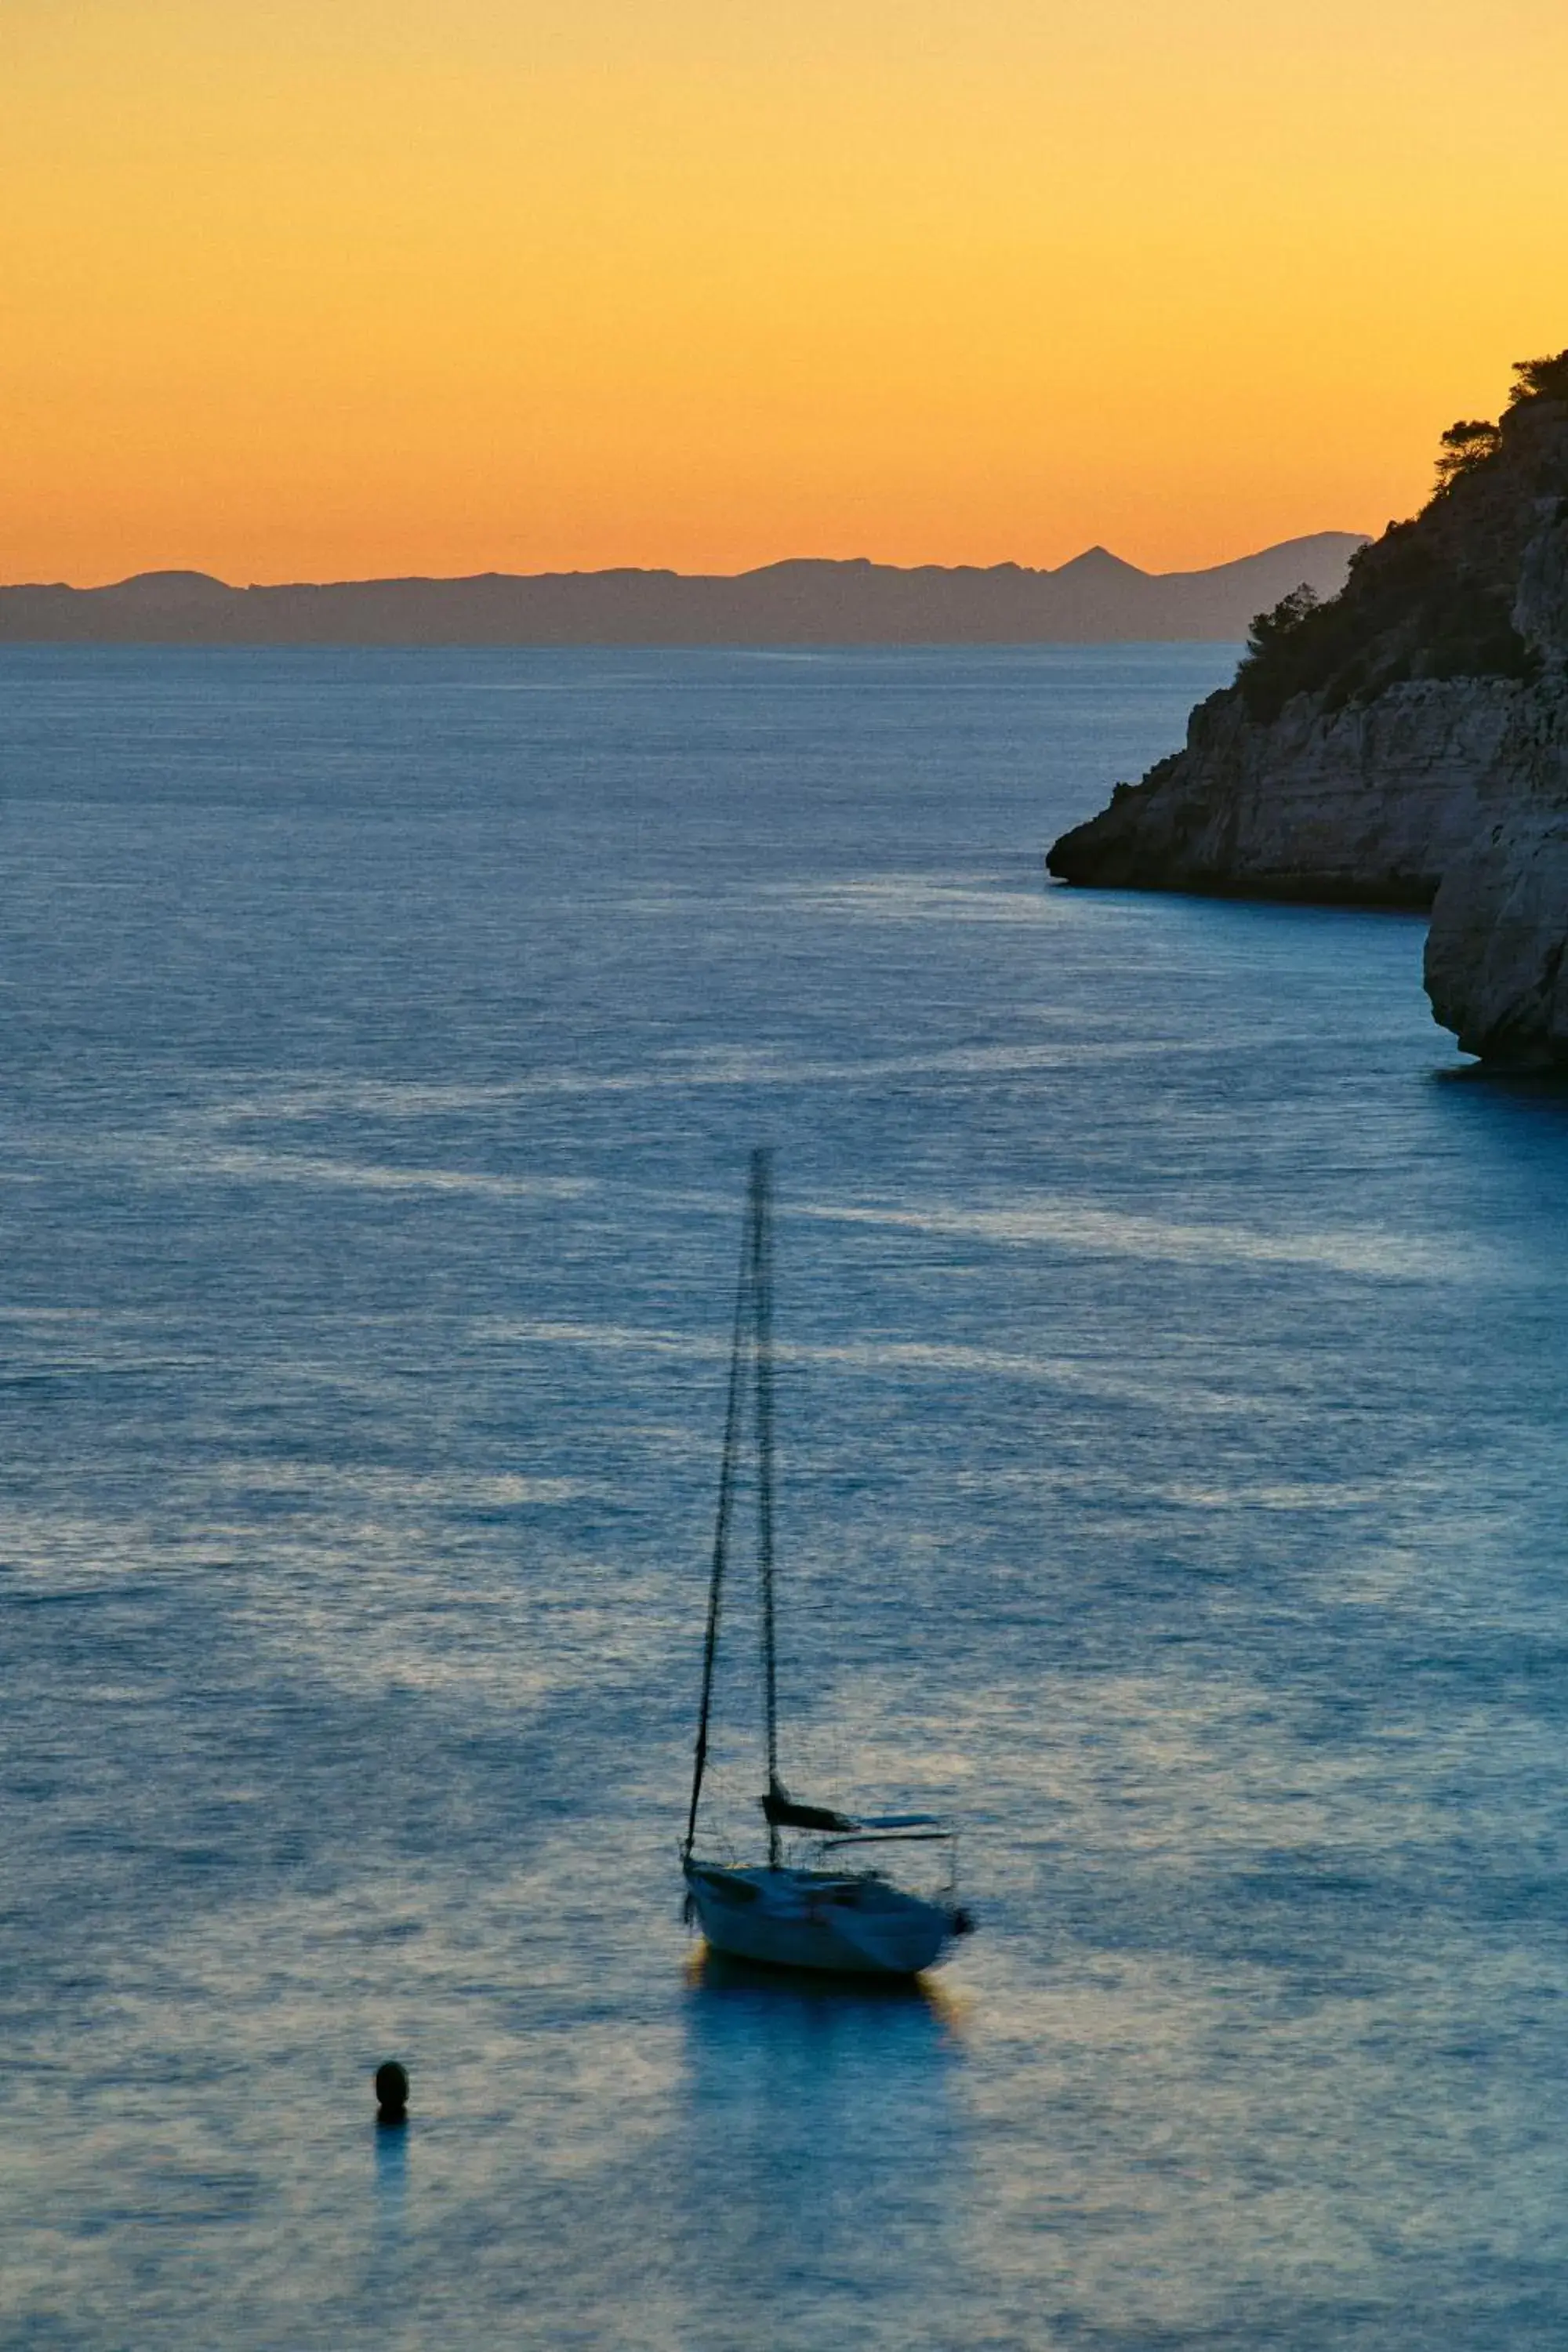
[0,535,1366,645]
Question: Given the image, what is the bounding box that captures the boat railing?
[818,1829,954,1848]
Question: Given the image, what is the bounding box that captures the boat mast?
[751,1147,782,1867]
[683,1171,754,1864]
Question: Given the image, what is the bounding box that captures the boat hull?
[684,1862,954,1976]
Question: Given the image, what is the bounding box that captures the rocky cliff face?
[1047,361,1568,1064]
[1046,673,1531,908]
[1423,695,1568,1062]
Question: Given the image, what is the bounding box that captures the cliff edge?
[1047,352,1568,1064]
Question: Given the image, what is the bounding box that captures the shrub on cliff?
[1233,350,1568,722]
[1238,541,1535,721]
[1509,350,1568,405]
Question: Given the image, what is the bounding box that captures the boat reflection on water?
[677,1947,972,2334]
[684,1944,964,2015]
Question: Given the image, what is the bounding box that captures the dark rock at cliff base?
[1047,356,1568,1064]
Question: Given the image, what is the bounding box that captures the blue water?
[4,645,1567,2350]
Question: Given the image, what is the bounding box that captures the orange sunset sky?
[3,0,1565,586]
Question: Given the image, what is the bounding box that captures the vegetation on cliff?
[1236,350,1568,723]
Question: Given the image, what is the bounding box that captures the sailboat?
[681,1150,974,1977]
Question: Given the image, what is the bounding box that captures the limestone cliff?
[1047,354,1568,1063]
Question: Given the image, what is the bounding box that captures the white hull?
[685,1862,955,1976]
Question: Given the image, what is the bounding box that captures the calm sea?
[3,646,1566,2350]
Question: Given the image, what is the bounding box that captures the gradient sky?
[3,0,1564,583]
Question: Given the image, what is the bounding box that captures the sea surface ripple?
[3,645,1566,2350]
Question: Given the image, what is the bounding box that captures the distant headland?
[1047,347,1568,1066]
[0,537,1363,648]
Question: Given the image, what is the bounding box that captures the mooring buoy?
[375,2060,409,2125]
